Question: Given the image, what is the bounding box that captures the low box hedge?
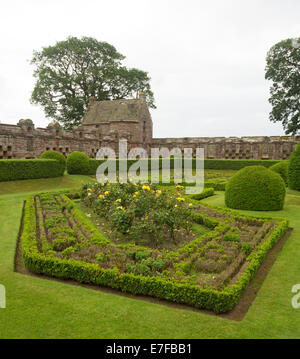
[40,150,66,176]
[87,158,282,176]
[0,159,64,182]
[21,194,289,313]
[203,159,282,170]
[190,187,214,201]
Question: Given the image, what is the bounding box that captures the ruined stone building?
[0,93,299,160]
[0,94,152,159]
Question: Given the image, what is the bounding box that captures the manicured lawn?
[0,177,300,338]
[0,173,94,197]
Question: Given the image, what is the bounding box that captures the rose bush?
[81,182,193,245]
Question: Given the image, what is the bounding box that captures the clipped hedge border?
[190,187,214,201]
[0,159,64,182]
[21,194,288,313]
[40,150,66,176]
[60,195,110,247]
[224,218,288,303]
[87,158,282,175]
[203,159,282,170]
[204,181,226,191]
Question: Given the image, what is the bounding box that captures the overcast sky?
[1,0,300,138]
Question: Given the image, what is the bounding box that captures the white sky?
[1,0,300,138]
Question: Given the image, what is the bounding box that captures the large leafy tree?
[265,37,300,135]
[30,36,155,129]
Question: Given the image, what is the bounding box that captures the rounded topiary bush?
[40,150,66,176]
[288,143,300,191]
[269,161,289,186]
[66,151,90,174]
[225,166,286,211]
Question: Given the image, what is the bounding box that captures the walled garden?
[1,145,300,337]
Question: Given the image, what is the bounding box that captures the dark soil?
[77,201,199,251]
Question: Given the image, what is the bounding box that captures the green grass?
[0,176,300,338]
[0,173,94,197]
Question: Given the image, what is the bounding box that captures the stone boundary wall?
[0,119,101,159]
[1,119,300,160]
[152,136,300,160]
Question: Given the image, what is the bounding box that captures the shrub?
[203,159,280,170]
[225,166,286,211]
[241,242,251,255]
[269,161,289,186]
[52,237,77,251]
[0,159,64,182]
[204,182,227,191]
[288,143,300,191]
[40,150,66,176]
[223,232,240,242]
[66,151,90,174]
[81,182,192,245]
[190,188,214,200]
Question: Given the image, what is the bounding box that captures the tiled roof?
[82,98,143,124]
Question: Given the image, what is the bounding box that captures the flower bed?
[20,183,289,313]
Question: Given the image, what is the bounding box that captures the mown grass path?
[0,176,300,338]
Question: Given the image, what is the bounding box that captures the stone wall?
[0,119,101,159]
[1,118,300,160]
[152,136,300,160]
